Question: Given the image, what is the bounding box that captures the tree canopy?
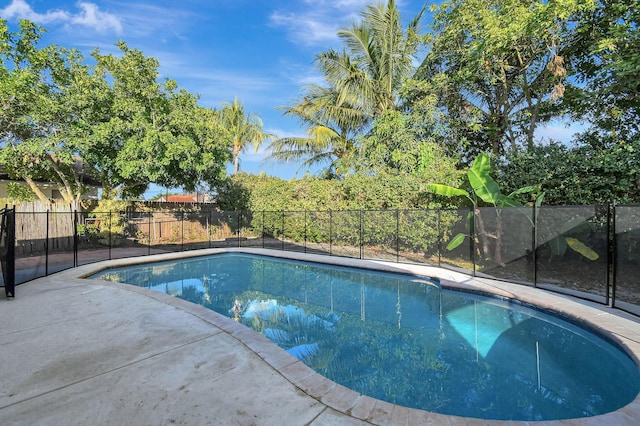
[268,0,433,178]
[417,0,597,159]
[0,20,232,202]
[0,20,90,203]
[3,0,639,207]
[218,97,274,176]
[268,0,639,206]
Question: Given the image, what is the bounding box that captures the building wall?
[0,180,99,200]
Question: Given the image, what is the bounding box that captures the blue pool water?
[90,253,640,421]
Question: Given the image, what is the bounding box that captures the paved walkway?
[1,248,639,425]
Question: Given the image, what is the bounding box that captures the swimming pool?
[90,252,640,421]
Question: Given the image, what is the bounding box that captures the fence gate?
[0,206,16,298]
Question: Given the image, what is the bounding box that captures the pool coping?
[75,247,640,424]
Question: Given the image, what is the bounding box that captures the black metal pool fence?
[0,206,15,297]
[3,204,640,316]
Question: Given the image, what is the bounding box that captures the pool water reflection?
[91,253,640,421]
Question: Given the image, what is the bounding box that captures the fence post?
[359,210,363,259]
[262,211,265,248]
[45,210,50,276]
[238,211,243,248]
[148,211,151,255]
[609,202,615,307]
[236,212,240,247]
[2,207,16,297]
[8,208,15,296]
[532,203,537,287]
[181,211,185,252]
[471,207,476,277]
[437,208,442,267]
[304,210,308,253]
[208,210,212,249]
[73,209,78,267]
[281,210,285,251]
[108,211,112,260]
[329,210,333,256]
[396,209,400,263]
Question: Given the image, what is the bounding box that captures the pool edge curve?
[79,247,640,425]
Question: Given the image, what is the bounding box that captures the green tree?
[0,21,230,201]
[0,20,91,203]
[216,169,453,215]
[318,0,427,117]
[561,0,639,146]
[499,141,640,205]
[420,0,596,159]
[6,182,36,201]
[354,84,460,186]
[269,85,366,177]
[495,1,640,205]
[216,173,347,213]
[498,143,576,205]
[272,0,428,177]
[82,42,230,198]
[218,97,274,175]
[430,152,600,263]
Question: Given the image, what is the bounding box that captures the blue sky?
[0,0,432,193]
[1,0,579,199]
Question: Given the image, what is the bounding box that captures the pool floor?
[1,247,640,425]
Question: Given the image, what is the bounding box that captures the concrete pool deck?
[1,248,639,425]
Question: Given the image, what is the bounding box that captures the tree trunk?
[232,143,241,175]
[233,156,240,175]
[72,169,84,204]
[24,177,51,204]
[474,208,492,260]
[494,209,504,265]
[49,159,75,203]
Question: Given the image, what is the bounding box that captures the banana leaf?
[467,153,500,205]
[446,232,467,251]
[566,237,600,260]
[427,184,470,200]
[507,185,541,198]
[497,194,521,207]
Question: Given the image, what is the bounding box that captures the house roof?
[163,195,199,203]
[158,193,211,203]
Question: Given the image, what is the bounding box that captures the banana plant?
[429,152,540,209]
[427,153,598,263]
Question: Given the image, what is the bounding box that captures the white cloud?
[270,11,339,46]
[291,71,324,88]
[188,70,275,92]
[264,126,306,140]
[158,61,282,109]
[269,0,369,47]
[104,2,192,39]
[270,0,423,48]
[0,0,68,23]
[301,0,368,9]
[69,2,123,34]
[0,0,122,34]
[274,59,324,88]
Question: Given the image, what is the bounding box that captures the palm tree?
[268,85,367,177]
[317,0,426,117]
[218,98,275,175]
[270,1,427,176]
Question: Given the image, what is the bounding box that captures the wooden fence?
[7,200,222,256]
[12,203,79,255]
